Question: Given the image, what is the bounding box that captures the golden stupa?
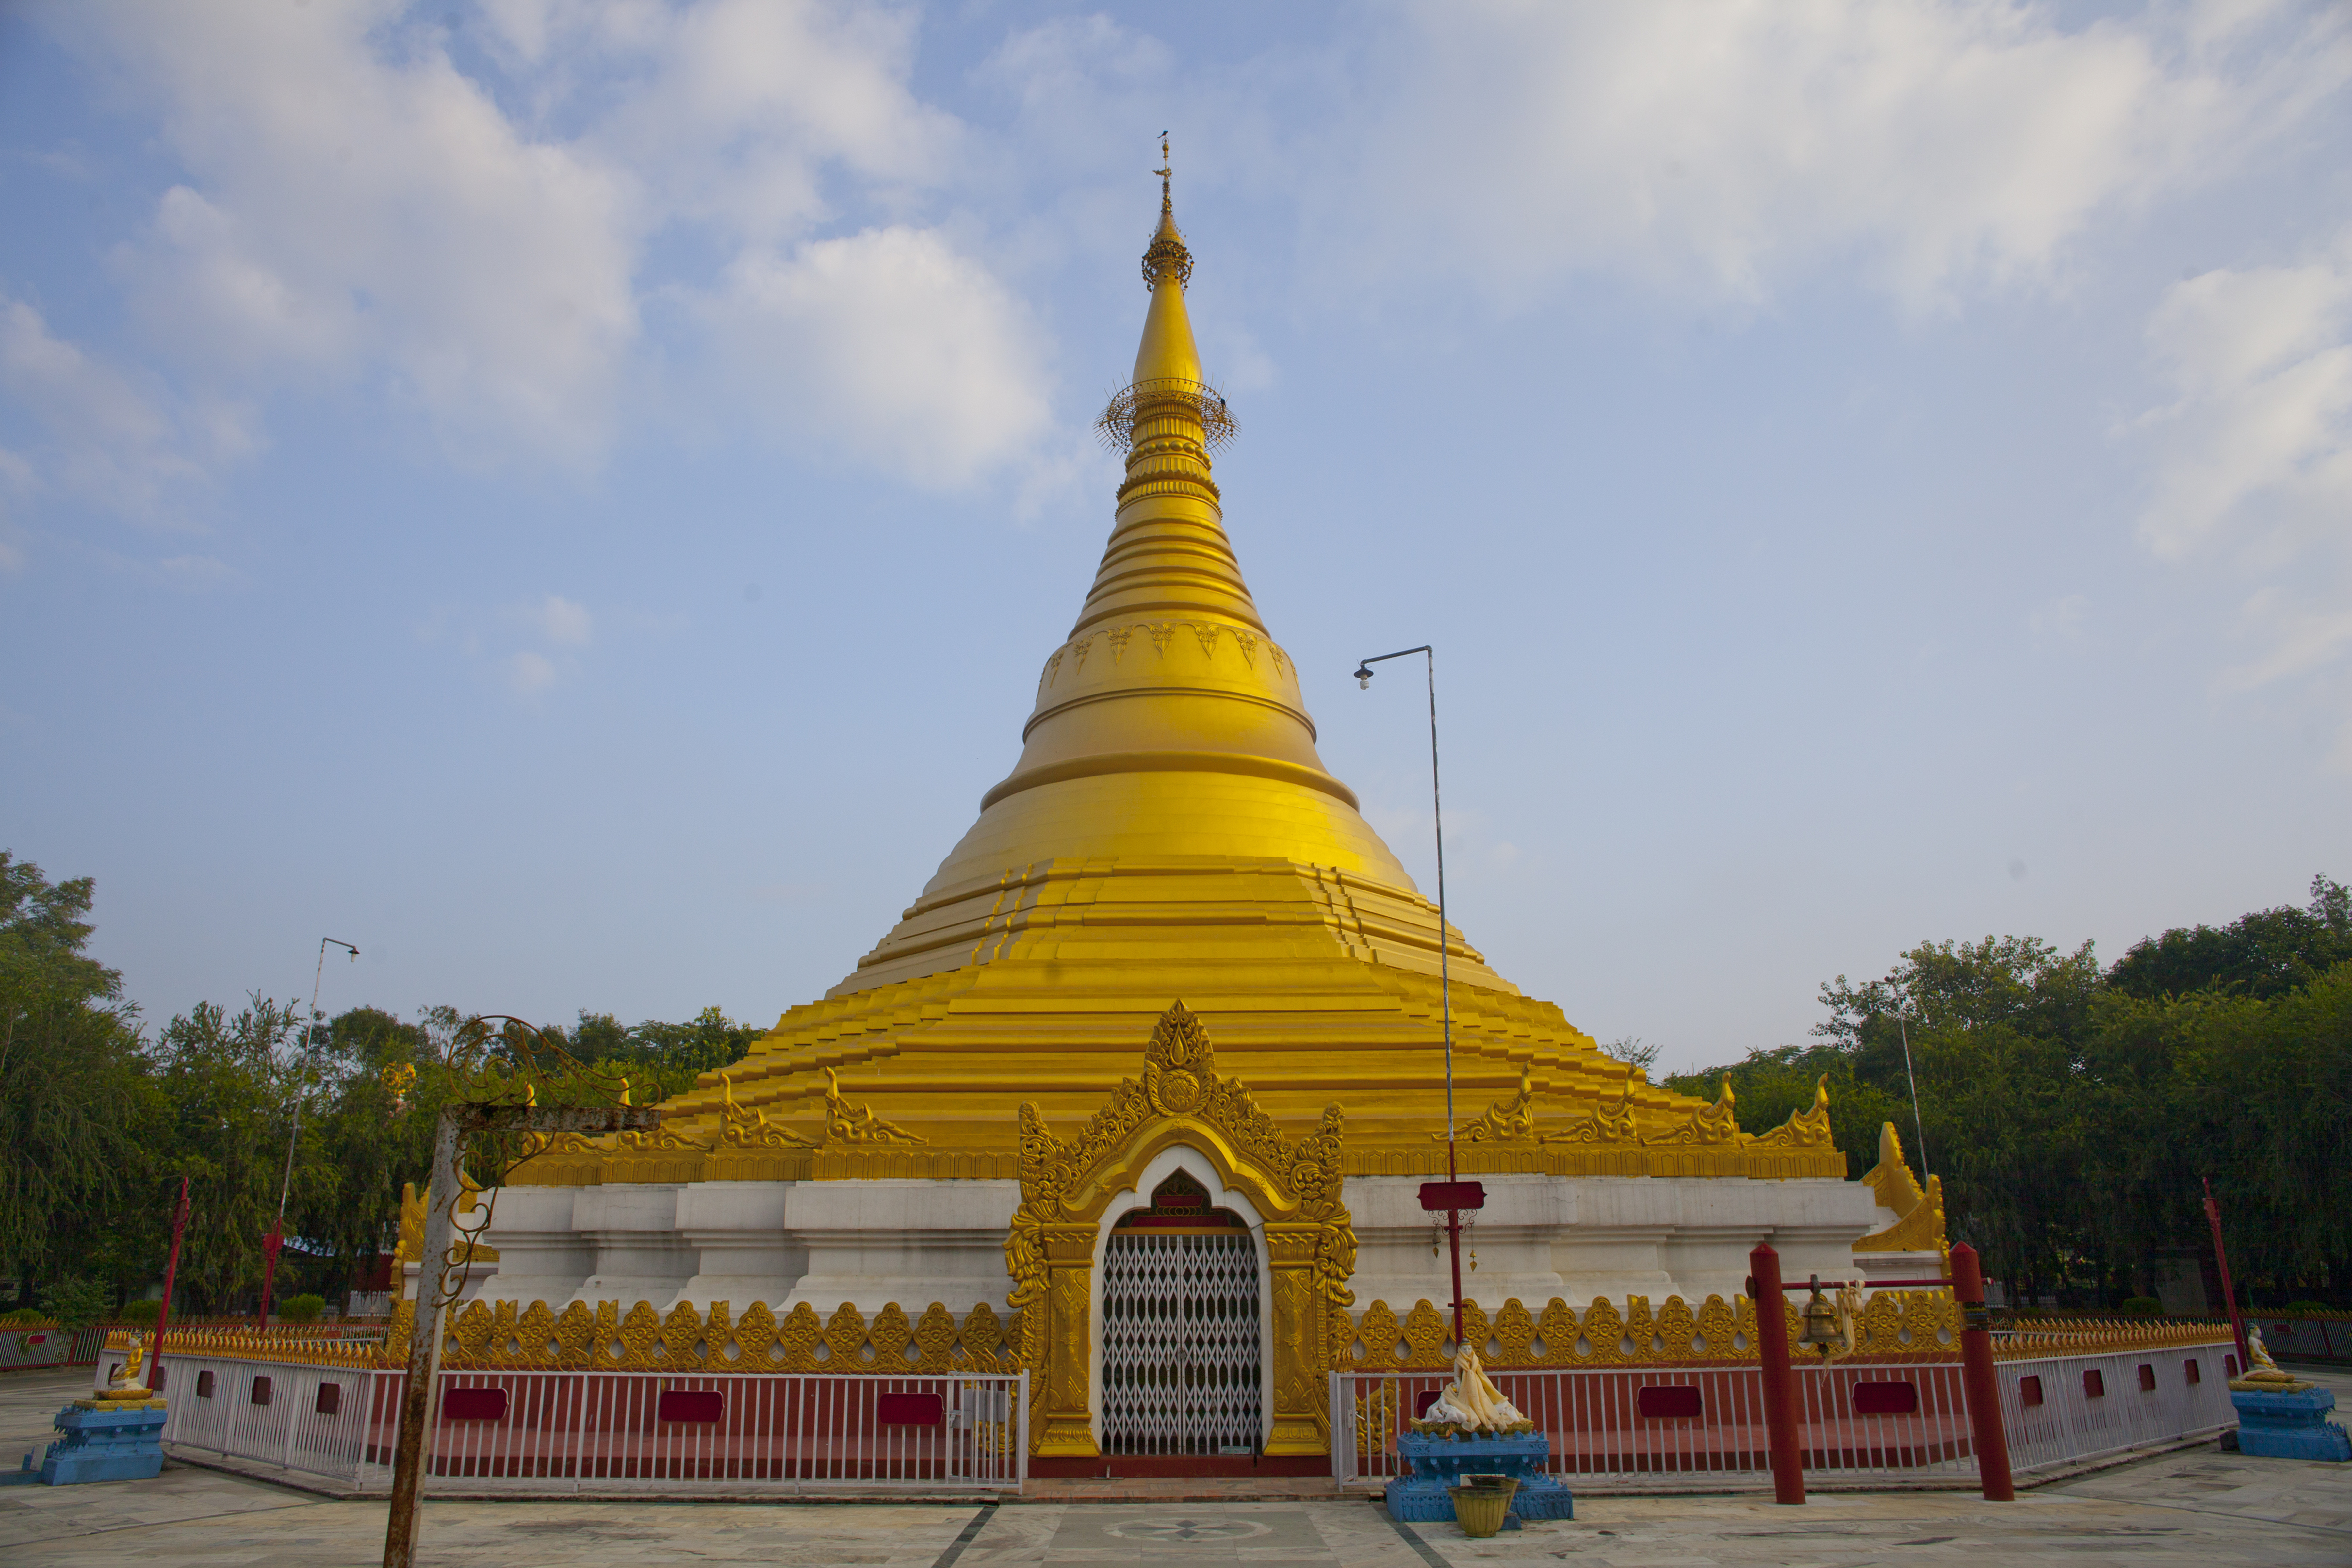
[485,158,1874,1469]
[520,167,1836,1190]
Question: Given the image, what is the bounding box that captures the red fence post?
[1749,1243,1805,1505]
[1951,1243,2014,1501]
[2203,1178,2249,1371]
[154,1176,191,1371]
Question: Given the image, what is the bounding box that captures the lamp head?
[1353,664,1374,689]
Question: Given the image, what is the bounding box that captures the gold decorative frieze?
[434,1297,1021,1374]
[1039,618,1295,690]
[1334,1292,1956,1368]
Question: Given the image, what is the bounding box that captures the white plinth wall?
[467,1166,1897,1315]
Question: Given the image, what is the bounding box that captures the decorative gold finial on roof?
[1142,132,1193,290]
[1099,140,1230,453]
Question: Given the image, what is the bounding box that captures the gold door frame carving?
[1005,1002,1357,1458]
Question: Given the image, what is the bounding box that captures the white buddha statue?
[1421,1346,1529,1433]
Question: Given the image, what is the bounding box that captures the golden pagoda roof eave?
[978,750,1361,813]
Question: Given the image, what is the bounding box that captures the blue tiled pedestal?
[36,1400,167,1484]
[1384,1431,1574,1528]
[2230,1384,2351,1462]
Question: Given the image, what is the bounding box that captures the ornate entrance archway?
[1099,1169,1263,1456]
[1005,1002,1356,1463]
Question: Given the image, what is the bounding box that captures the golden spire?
[833,154,1422,994]
[1132,134,1201,387]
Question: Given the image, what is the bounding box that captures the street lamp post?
[1882,982,1931,1186]
[259,936,359,1326]
[1354,645,1479,1345]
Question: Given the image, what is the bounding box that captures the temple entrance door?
[1098,1171,1263,1458]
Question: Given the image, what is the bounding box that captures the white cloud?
[526,593,594,646]
[2218,588,2352,691]
[2128,230,2352,754]
[574,0,957,246]
[0,291,253,523]
[2136,239,2352,563]
[72,1,639,464]
[2031,593,2090,639]
[1322,0,2352,307]
[507,649,559,695]
[705,226,1052,486]
[36,0,1046,491]
[2132,234,2352,691]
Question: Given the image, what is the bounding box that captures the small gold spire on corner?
[1646,1076,1745,1147]
[1750,1074,1834,1150]
[1442,1068,1537,1142]
[822,1066,927,1146]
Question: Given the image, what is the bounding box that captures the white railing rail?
[153,1354,1027,1495]
[1998,1345,2234,1474]
[1333,1344,2230,1492]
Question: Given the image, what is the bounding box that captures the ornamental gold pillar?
[1263,1222,1332,1455]
[1034,1224,1100,1457]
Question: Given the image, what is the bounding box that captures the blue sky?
[3,1,2349,1073]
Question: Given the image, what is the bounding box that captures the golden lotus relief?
[1040,619,1293,690]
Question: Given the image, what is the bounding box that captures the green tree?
[295,1005,452,1299]
[2109,875,2352,1001]
[150,995,311,1313]
[0,853,157,1308]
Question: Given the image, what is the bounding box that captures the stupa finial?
[1142,132,1193,290]
[1100,137,1230,453]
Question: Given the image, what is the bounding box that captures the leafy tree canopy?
[2108,875,2352,1002]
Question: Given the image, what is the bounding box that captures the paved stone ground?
[3,1365,2346,1566]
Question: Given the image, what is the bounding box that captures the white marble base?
[474,1168,1891,1315]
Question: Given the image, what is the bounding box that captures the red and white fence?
[147,1353,1026,1495]
[1332,1343,2231,1493]
[1998,1345,2236,1474]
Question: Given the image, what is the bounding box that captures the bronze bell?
[1797,1274,1842,1356]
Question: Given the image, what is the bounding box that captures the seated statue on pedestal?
[1415,1347,1534,1435]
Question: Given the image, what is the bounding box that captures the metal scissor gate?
[1099,1230,1262,1455]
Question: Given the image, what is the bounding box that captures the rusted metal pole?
[1951,1242,2014,1501]
[1750,1242,1805,1505]
[2203,1178,2249,1371]
[381,1102,654,1568]
[382,1108,462,1568]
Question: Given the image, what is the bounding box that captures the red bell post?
[1950,1243,2014,1501]
[152,1176,190,1385]
[1748,1242,1805,1505]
